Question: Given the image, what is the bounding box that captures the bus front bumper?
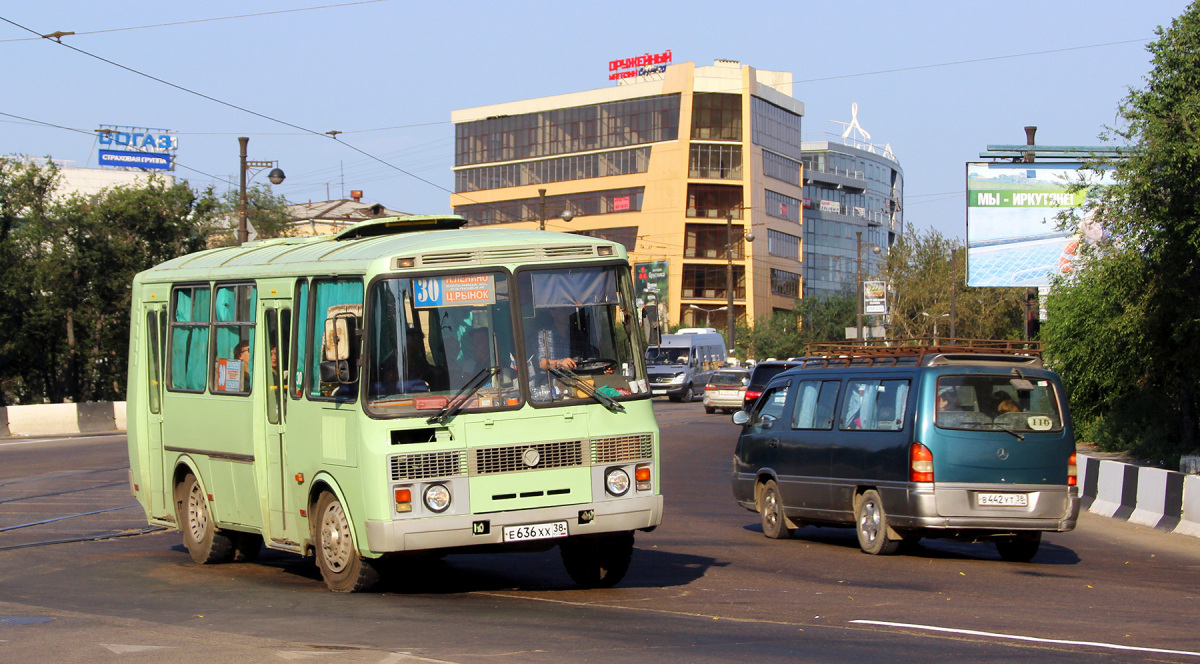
[365,494,663,553]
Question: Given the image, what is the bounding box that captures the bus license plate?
[977,493,1028,507]
[502,520,569,543]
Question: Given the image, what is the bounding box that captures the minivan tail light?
[1067,452,1077,486]
[910,443,934,483]
[744,389,762,404]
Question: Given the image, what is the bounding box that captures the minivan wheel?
[995,532,1041,562]
[855,489,899,555]
[759,480,792,539]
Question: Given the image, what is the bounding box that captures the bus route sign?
[414,274,496,308]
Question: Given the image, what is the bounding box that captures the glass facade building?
[452,60,868,336]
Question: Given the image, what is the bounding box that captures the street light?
[688,304,727,328]
[538,188,574,231]
[921,312,950,338]
[725,212,755,355]
[238,136,286,245]
[856,230,882,342]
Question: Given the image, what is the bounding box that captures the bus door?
[261,303,294,544]
[143,303,169,517]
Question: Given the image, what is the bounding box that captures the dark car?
[742,360,801,410]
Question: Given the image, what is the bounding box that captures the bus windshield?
[517,265,646,405]
[366,271,520,416]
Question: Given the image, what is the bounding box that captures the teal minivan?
[731,342,1079,561]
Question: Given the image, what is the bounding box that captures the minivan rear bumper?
[887,483,1079,533]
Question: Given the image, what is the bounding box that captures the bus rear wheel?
[559,531,634,588]
[313,491,380,592]
[175,473,236,564]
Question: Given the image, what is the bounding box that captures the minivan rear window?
[935,375,1062,432]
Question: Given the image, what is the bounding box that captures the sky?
[0,0,1191,240]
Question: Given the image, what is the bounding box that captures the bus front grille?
[472,440,584,475]
[390,450,467,480]
[592,433,654,464]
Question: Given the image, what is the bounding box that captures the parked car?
[742,360,802,410]
[703,368,750,414]
[731,342,1079,561]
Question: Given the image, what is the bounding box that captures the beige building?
[450,59,807,334]
[285,191,406,236]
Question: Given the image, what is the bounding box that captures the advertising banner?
[98,150,171,170]
[863,280,888,315]
[966,162,1112,287]
[633,261,669,341]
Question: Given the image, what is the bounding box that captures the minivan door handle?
[767,438,780,448]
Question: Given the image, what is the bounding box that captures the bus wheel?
[313,492,380,592]
[759,480,792,539]
[175,473,236,564]
[855,489,900,555]
[559,531,634,588]
[995,532,1041,562]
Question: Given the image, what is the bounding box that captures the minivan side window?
[792,380,840,430]
[840,379,910,431]
[752,382,790,428]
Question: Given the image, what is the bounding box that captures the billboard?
[96,125,178,172]
[633,261,669,342]
[863,280,888,315]
[966,162,1112,287]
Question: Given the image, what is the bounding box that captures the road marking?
[101,644,173,654]
[850,620,1200,658]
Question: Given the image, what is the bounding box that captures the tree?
[208,183,294,246]
[881,228,1024,341]
[1043,3,1200,462]
[745,292,856,360]
[0,166,218,405]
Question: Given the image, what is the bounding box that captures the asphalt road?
[2,401,1199,662]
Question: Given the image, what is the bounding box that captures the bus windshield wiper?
[427,366,499,424]
[548,367,625,413]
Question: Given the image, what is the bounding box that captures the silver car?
[703,369,750,414]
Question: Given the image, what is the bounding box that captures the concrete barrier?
[1079,453,1199,539]
[0,402,125,437]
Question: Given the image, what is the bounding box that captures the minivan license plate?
[977,493,1028,507]
[502,520,568,542]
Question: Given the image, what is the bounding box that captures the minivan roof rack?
[801,338,1043,369]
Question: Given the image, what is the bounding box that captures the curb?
[0,402,126,437]
[1078,453,1200,538]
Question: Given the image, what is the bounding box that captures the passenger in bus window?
[235,341,251,390]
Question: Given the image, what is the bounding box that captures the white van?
[645,329,727,401]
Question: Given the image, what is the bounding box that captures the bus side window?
[308,277,363,400]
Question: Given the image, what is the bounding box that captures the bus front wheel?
[559,531,634,588]
[313,491,380,592]
[175,473,236,564]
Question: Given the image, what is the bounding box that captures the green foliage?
[0,159,218,405]
[1044,3,1200,462]
[745,292,856,360]
[881,228,1024,341]
[208,183,294,246]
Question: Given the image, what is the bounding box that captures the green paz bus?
[126,216,662,592]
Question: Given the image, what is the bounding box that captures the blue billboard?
[98,150,172,170]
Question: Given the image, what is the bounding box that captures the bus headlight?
[423,484,451,513]
[605,468,631,496]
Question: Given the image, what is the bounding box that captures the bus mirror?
[320,359,352,383]
[323,316,353,362]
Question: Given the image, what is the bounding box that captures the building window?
[454,147,650,193]
[455,94,680,167]
[685,223,746,259]
[456,187,644,225]
[763,150,801,186]
[571,227,637,252]
[689,143,742,179]
[770,269,801,298]
[751,97,803,161]
[682,263,745,300]
[686,184,743,219]
[767,229,800,260]
[691,93,742,141]
[765,190,801,223]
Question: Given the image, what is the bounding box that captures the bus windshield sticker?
[414,275,496,308]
